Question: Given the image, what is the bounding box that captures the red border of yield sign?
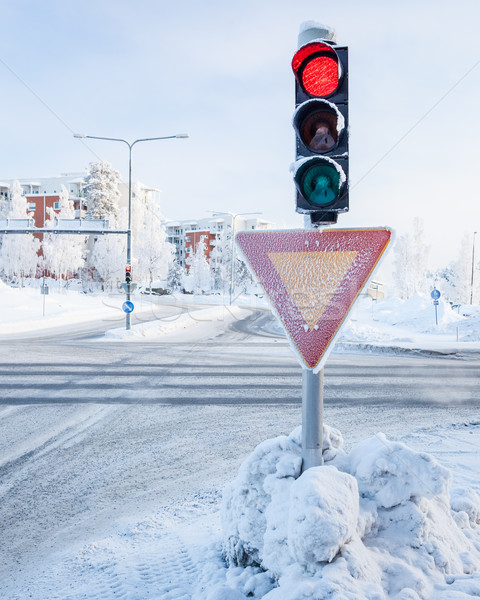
[236,228,391,370]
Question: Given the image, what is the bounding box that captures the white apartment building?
[165,215,272,268]
[0,174,161,224]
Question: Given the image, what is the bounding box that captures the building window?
[185,236,191,242]
[54,202,60,210]
[28,202,36,211]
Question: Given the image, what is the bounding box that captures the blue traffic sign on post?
[431,289,441,300]
[122,301,134,313]
[433,300,439,306]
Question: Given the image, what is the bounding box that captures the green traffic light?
[299,161,341,206]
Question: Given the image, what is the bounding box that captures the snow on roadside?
[104,304,246,340]
[208,424,480,600]
[339,295,480,353]
[0,280,123,334]
[8,422,480,600]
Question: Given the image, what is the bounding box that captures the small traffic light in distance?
[125,265,132,284]
[291,24,348,225]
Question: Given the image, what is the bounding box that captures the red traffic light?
[125,265,132,283]
[292,41,341,98]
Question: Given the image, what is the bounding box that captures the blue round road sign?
[122,301,134,313]
[431,289,441,300]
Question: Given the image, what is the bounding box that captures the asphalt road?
[0,306,478,406]
[1,306,479,595]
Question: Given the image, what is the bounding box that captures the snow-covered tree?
[89,233,125,291]
[84,160,122,283]
[183,240,213,294]
[132,186,173,291]
[0,180,40,282]
[167,257,184,292]
[0,188,10,218]
[393,218,430,299]
[41,186,85,288]
[438,233,479,305]
[84,161,120,224]
[210,230,231,293]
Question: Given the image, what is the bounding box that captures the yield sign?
[236,228,391,371]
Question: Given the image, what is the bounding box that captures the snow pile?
[339,294,478,346]
[217,426,480,599]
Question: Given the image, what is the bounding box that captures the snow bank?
[219,427,480,599]
[104,305,245,340]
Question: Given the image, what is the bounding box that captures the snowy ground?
[1,282,480,599]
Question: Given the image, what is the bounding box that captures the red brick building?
[184,229,216,270]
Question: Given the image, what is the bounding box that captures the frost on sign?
[236,228,391,371]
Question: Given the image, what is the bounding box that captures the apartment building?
[165,215,272,269]
[0,175,161,229]
[0,174,88,227]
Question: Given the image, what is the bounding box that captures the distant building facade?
[165,215,272,270]
[0,174,161,230]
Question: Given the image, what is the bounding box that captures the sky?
[1,0,479,270]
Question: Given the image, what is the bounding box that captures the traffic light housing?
[292,29,349,225]
[125,265,132,284]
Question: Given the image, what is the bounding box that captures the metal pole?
[435,303,438,326]
[126,144,133,330]
[230,215,236,305]
[470,232,477,305]
[42,272,46,317]
[73,133,189,331]
[301,368,324,471]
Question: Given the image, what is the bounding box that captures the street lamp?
[471,231,477,305]
[210,210,262,305]
[74,133,188,329]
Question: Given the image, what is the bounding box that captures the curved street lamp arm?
[131,135,181,148]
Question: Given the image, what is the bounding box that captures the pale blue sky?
[1,0,479,268]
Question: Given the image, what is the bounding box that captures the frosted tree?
[440,233,479,305]
[83,160,122,284]
[167,257,184,292]
[234,253,254,295]
[184,240,213,294]
[90,233,125,291]
[210,230,231,293]
[392,218,429,299]
[0,187,10,218]
[0,180,40,283]
[41,186,86,288]
[84,160,120,224]
[132,186,173,292]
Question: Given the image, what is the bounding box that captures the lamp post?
[470,231,477,305]
[74,133,188,329]
[210,211,261,304]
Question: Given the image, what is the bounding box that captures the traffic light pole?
[126,144,133,330]
[301,368,324,471]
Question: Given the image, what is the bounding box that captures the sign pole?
[301,368,324,471]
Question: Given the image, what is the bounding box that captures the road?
[0,305,479,596]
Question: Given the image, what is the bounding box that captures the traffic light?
[125,265,132,284]
[291,25,348,225]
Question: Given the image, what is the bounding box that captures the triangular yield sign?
[236,228,391,370]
